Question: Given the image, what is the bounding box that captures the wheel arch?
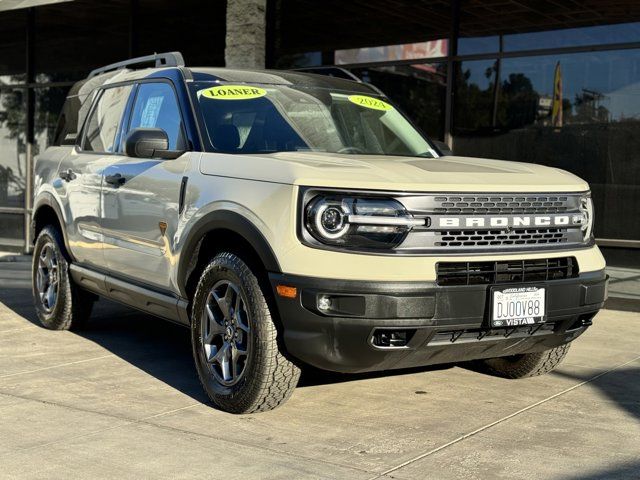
[32,193,74,261]
[178,210,282,300]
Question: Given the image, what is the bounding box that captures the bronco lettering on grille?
[436,215,577,229]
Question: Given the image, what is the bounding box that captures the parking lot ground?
[0,259,639,479]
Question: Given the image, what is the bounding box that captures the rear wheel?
[474,344,570,379]
[191,252,300,414]
[32,226,94,330]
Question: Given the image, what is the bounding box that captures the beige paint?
[189,152,603,283]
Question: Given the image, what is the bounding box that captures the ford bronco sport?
[32,52,608,413]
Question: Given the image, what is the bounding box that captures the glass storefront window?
[453,49,640,241]
[458,36,500,56]
[137,0,226,67]
[35,0,130,82]
[336,40,447,65]
[350,63,447,141]
[504,22,640,52]
[453,59,498,134]
[34,86,70,160]
[0,88,27,209]
[0,213,24,250]
[0,10,26,85]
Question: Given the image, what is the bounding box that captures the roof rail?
[293,66,362,83]
[88,52,185,78]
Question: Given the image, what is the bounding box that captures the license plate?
[491,286,546,327]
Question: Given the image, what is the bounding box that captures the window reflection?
[453,49,640,241]
[0,89,26,209]
[350,63,447,140]
[34,86,70,158]
[458,35,499,56]
[0,213,24,249]
[505,22,640,52]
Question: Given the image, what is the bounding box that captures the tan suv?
[31,53,607,413]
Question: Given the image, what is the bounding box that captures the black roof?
[188,67,377,93]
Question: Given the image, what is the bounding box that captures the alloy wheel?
[36,243,59,313]
[201,280,251,386]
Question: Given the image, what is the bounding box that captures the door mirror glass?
[124,128,184,159]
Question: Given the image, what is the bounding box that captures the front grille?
[396,192,586,252]
[431,195,570,215]
[436,257,578,286]
[434,228,569,247]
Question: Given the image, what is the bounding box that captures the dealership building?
[0,0,639,265]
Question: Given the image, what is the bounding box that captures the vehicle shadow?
[4,264,638,428]
[551,366,640,423]
[0,265,453,404]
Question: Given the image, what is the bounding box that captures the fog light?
[317,295,332,311]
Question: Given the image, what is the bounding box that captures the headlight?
[578,193,594,241]
[305,194,423,250]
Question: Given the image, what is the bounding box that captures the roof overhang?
[0,0,73,12]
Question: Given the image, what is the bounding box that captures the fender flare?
[32,192,76,261]
[177,210,282,296]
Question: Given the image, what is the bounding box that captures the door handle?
[105,173,126,187]
[59,169,76,182]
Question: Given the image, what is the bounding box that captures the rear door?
[101,80,190,290]
[57,84,133,268]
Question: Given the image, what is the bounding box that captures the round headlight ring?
[313,202,350,240]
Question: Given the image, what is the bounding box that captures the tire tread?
[477,344,570,379]
[192,252,300,414]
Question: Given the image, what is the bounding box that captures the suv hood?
[199,152,589,193]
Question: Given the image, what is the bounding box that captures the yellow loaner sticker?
[200,85,267,100]
[347,95,392,111]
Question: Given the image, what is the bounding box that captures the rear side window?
[53,94,86,146]
[82,84,133,153]
[128,82,186,150]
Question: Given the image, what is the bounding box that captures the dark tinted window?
[0,10,26,84]
[82,85,132,153]
[452,49,640,242]
[128,82,185,150]
[505,22,640,52]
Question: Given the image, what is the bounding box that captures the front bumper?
[269,270,608,373]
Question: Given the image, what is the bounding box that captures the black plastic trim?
[178,176,188,214]
[177,210,282,297]
[269,270,607,373]
[70,264,189,326]
[32,192,75,261]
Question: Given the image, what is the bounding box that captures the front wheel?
[191,252,300,414]
[32,226,94,330]
[473,344,570,379]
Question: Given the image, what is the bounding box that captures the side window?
[128,82,186,150]
[82,85,133,153]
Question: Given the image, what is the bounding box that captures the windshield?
[191,82,438,158]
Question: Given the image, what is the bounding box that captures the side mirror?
[433,140,453,156]
[124,128,185,159]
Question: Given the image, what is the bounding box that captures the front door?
[59,84,133,268]
[101,81,190,291]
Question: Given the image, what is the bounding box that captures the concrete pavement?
[0,259,638,479]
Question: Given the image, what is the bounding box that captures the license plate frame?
[490,285,547,328]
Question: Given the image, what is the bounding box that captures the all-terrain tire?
[191,252,300,414]
[32,226,94,330]
[474,344,570,379]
